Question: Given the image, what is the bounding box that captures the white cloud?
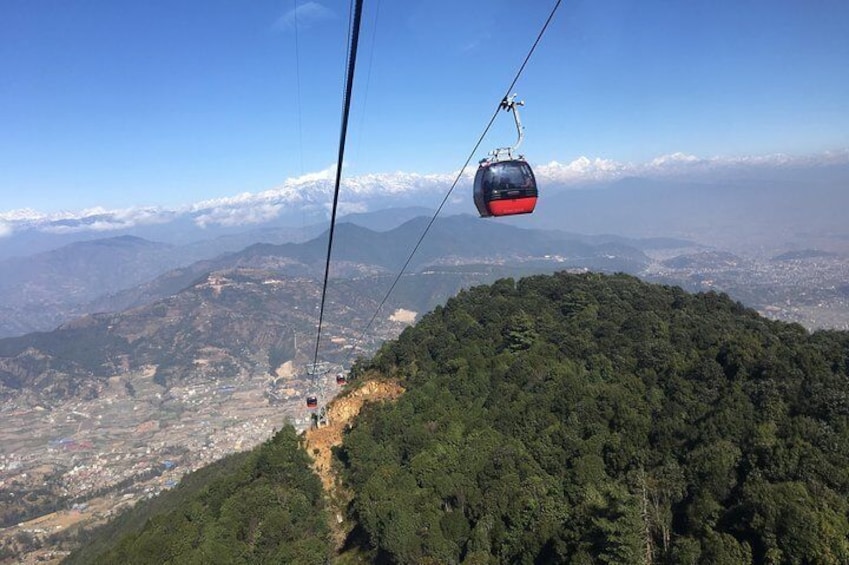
[274,1,335,31]
[649,152,699,167]
[534,157,627,184]
[1,150,846,236]
[0,208,49,222]
[289,164,337,184]
[335,201,369,216]
[195,202,283,228]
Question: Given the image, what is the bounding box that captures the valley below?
[0,362,347,563]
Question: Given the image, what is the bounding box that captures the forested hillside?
[65,272,849,564]
[64,426,329,564]
[341,272,849,563]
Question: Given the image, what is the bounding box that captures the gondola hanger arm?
[491,94,525,161]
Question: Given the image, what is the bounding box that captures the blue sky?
[2,0,848,214]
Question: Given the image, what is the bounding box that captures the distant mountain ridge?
[0,235,175,306]
[0,270,314,404]
[0,214,664,338]
[0,209,430,337]
[662,251,745,270]
[231,216,652,274]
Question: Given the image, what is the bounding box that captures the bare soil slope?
[305,379,404,492]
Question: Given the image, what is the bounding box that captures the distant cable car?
[306,395,318,408]
[474,95,538,218]
[336,373,347,385]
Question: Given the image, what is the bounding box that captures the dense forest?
[67,272,849,564]
[341,273,849,563]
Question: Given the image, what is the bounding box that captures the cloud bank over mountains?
[1,150,846,238]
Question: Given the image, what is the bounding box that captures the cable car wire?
[312,0,365,369]
[344,0,563,369]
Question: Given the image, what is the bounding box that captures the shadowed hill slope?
[64,426,330,565]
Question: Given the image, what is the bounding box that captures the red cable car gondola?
[336,373,347,385]
[474,159,537,217]
[474,95,538,218]
[306,395,318,408]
